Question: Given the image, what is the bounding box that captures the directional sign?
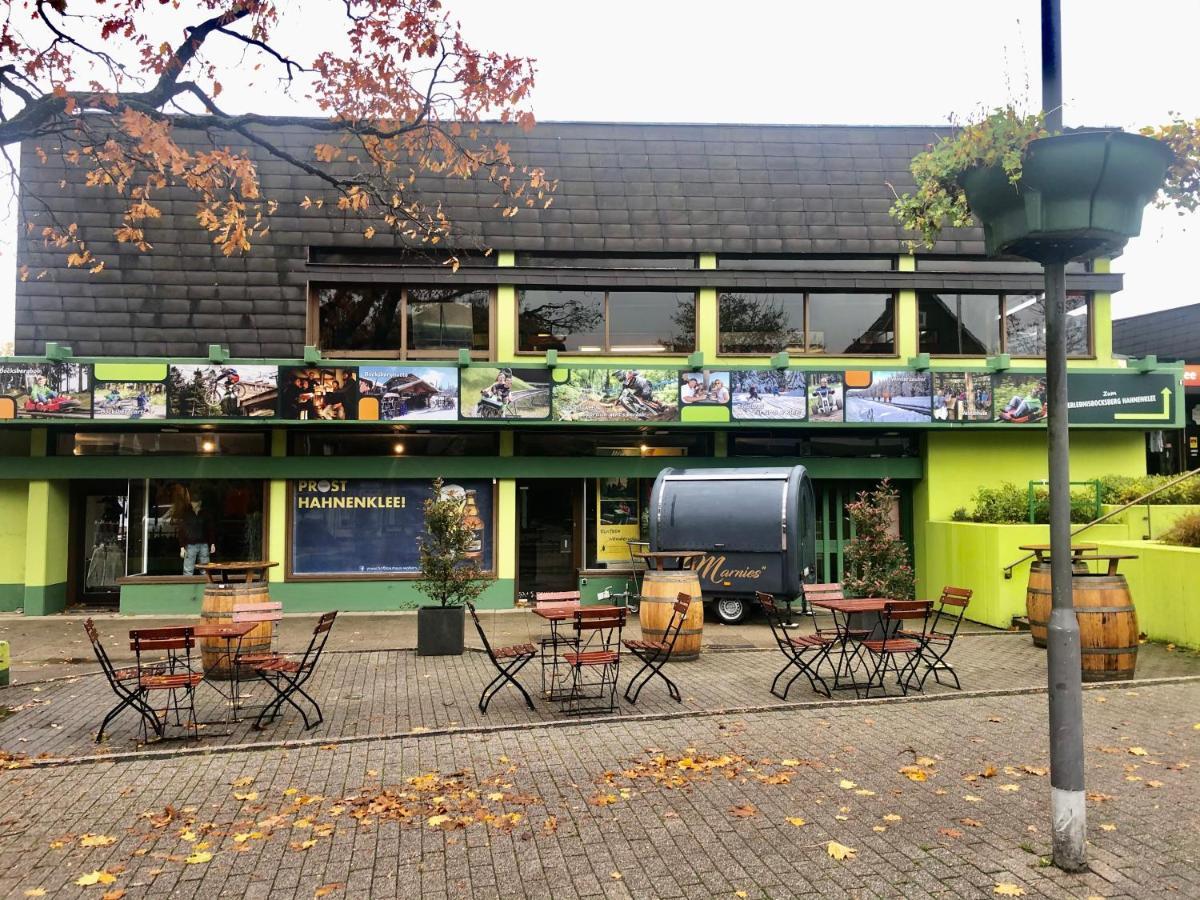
[1066,373,1180,425]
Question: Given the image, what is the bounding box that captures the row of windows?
[312,285,1095,358]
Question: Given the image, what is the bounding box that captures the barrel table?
[633,551,705,661]
[1073,554,1140,683]
[1019,543,1096,648]
[195,561,278,678]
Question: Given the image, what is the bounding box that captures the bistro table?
[192,621,258,722]
[533,604,621,701]
[195,561,279,583]
[807,597,896,694]
[630,550,706,571]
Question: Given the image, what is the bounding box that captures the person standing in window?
[171,485,215,575]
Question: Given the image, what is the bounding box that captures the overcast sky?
[1,0,1197,344]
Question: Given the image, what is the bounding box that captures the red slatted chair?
[248,611,337,730]
[129,625,204,741]
[801,581,870,687]
[562,606,627,714]
[756,591,833,699]
[861,601,932,698]
[84,618,162,742]
[902,586,973,690]
[623,592,691,704]
[534,590,581,697]
[466,601,537,712]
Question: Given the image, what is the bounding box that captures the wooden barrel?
[639,570,704,660]
[1026,559,1088,648]
[1075,574,1138,683]
[201,580,273,678]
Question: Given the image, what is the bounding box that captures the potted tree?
[890,109,1197,260]
[415,478,494,656]
[842,480,915,602]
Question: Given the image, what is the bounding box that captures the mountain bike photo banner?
[550,368,680,422]
[459,367,551,419]
[168,364,278,418]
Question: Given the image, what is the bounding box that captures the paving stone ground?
[2,631,1199,762]
[1,680,1197,899]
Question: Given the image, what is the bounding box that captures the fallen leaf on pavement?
[1087,792,1115,802]
[1021,765,1048,776]
[854,789,875,797]
[101,891,126,900]
[185,851,212,865]
[735,892,748,899]
[938,828,964,839]
[588,793,619,807]
[231,777,254,788]
[960,818,983,827]
[998,784,1020,792]
[23,890,46,897]
[826,841,857,860]
[233,791,259,802]
[314,884,345,898]
[1145,780,1164,788]
[610,871,622,880]
[883,814,902,822]
[994,884,1025,896]
[729,804,758,818]
[899,766,929,782]
[963,795,983,803]
[785,817,806,827]
[838,779,857,789]
[79,834,116,848]
[75,872,117,887]
[1128,747,1148,756]
[980,765,998,778]
[1100,823,1116,831]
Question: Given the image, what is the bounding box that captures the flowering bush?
[842,479,915,600]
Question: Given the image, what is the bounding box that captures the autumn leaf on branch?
[2,0,556,269]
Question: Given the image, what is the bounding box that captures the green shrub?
[1098,473,1200,506]
[1161,512,1200,548]
[957,481,1095,524]
[843,480,915,600]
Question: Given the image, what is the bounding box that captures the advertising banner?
[1065,373,1178,425]
[290,478,494,576]
[596,477,640,563]
[552,368,679,422]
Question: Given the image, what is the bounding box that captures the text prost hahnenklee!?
[294,479,408,510]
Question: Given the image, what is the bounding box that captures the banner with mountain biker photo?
[168,364,278,418]
[550,368,679,422]
[459,367,551,419]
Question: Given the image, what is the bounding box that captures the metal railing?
[1002,466,1200,579]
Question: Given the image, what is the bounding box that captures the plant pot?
[960,131,1173,263]
[417,604,465,656]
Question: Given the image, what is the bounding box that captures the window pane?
[406,287,490,352]
[1003,293,1091,357]
[718,292,804,354]
[807,293,895,355]
[918,293,1001,355]
[608,291,695,353]
[317,285,401,352]
[718,255,894,271]
[58,432,268,456]
[290,431,499,456]
[128,479,264,576]
[518,289,605,352]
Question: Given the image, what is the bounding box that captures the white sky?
[2,0,1197,345]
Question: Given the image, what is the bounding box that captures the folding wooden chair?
[802,581,870,688]
[231,600,284,716]
[562,606,627,715]
[757,591,833,699]
[466,601,537,712]
[861,601,932,698]
[84,618,162,742]
[902,586,973,690]
[248,611,337,730]
[129,625,204,741]
[623,592,690,704]
[534,590,580,697]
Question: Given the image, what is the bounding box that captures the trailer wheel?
[713,598,748,625]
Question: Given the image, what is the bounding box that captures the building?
[1113,302,1200,474]
[0,122,1183,620]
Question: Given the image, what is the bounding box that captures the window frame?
[515,288,698,356]
[307,282,496,360]
[716,290,898,357]
[917,291,1094,359]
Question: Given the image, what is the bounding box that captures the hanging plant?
[889,107,1199,253]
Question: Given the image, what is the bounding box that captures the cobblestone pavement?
[2,633,1199,762]
[0,680,1196,899]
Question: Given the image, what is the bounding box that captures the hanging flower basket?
[959,130,1173,263]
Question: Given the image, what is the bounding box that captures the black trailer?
[648,466,817,624]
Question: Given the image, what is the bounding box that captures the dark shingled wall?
[15,120,987,357]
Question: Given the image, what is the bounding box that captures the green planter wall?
[961,131,1173,263]
[922,521,1129,629]
[1098,504,1200,541]
[1093,539,1200,649]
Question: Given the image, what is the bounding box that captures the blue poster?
[290,478,494,575]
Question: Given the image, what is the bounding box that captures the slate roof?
[1112,303,1200,363]
[12,120,1105,357]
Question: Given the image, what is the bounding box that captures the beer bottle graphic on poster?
[462,489,484,559]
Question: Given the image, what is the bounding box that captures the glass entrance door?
[517,479,580,594]
[70,480,130,606]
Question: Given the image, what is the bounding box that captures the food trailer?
[648,466,817,623]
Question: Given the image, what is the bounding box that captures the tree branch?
[215,25,309,80]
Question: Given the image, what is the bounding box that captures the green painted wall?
[120,577,517,615]
[0,481,28,610]
[1097,504,1200,541]
[23,480,69,614]
[1093,539,1200,649]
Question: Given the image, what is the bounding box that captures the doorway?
[517,479,581,594]
[68,480,130,607]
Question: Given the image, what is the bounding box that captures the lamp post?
[1040,0,1088,872]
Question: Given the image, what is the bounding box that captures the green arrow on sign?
[1114,387,1172,421]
